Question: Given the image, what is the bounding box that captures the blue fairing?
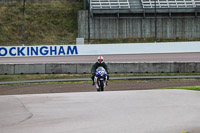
[95,67,107,78]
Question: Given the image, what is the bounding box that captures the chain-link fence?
[0,0,83,46]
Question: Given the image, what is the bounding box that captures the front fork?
[94,76,107,89]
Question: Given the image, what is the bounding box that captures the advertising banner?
[1,42,200,57]
[0,45,78,57]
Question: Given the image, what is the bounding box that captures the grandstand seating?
[141,0,200,8]
[89,0,200,16]
[90,0,130,9]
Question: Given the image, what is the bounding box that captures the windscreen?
[97,67,105,71]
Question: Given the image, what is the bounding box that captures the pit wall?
[78,10,200,39]
[1,62,200,75]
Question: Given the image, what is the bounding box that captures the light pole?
[22,0,25,46]
[84,0,86,9]
[88,0,91,44]
[154,0,157,42]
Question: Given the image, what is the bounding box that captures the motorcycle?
[94,67,108,91]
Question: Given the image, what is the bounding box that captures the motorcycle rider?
[91,56,109,85]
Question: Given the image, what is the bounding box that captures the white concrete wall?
[78,42,200,55]
[1,42,200,57]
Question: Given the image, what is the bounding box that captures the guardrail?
[1,75,200,84]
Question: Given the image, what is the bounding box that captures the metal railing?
[0,0,54,2]
[90,0,130,9]
[141,0,200,8]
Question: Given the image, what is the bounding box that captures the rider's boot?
[91,76,95,86]
[92,81,95,86]
[106,81,108,86]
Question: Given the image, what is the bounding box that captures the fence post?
[22,0,25,46]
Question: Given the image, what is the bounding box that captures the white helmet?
[97,56,104,64]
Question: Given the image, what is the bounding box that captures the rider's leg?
[91,75,95,85]
[107,75,109,80]
[106,75,109,85]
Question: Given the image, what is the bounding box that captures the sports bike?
[94,67,108,91]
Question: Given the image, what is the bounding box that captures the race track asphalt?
[0,90,200,133]
[1,52,200,63]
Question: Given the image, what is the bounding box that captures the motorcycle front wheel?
[99,80,104,91]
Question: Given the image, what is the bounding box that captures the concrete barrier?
[45,63,77,74]
[0,64,15,75]
[138,62,172,73]
[77,63,93,74]
[14,64,46,74]
[0,62,200,75]
[107,62,199,73]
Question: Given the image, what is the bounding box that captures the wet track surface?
[1,52,200,63]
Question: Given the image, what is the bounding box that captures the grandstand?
[89,0,200,17]
[90,0,130,9]
[141,0,200,8]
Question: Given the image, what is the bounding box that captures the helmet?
[97,56,104,64]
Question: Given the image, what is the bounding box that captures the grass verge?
[88,38,200,44]
[0,80,92,87]
[0,1,83,46]
[1,73,200,82]
[163,86,200,91]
